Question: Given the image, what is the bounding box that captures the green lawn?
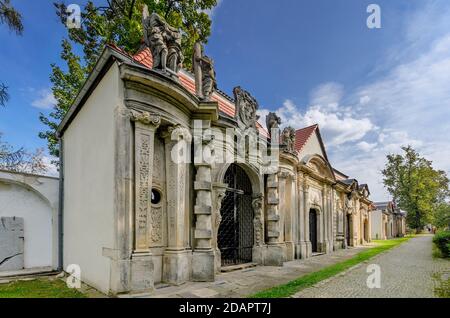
[0,278,86,298]
[250,236,412,298]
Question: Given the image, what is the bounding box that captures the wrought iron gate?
[218,164,254,266]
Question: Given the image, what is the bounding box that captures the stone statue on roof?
[266,112,281,136]
[142,6,184,75]
[193,42,217,101]
[281,127,296,154]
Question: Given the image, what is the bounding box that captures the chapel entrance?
[218,164,254,266]
[364,220,369,242]
[309,209,318,253]
[346,214,352,246]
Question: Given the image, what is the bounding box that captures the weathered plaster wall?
[63,64,121,294]
[0,170,58,270]
[299,132,324,158]
[371,210,383,240]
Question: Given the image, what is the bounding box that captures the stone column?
[130,110,161,292]
[265,173,285,265]
[162,125,192,285]
[279,171,294,261]
[326,185,333,253]
[304,181,312,258]
[192,131,215,282]
[296,173,307,259]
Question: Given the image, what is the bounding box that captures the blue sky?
[1,0,450,201]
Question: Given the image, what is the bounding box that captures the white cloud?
[31,89,57,109]
[359,95,371,105]
[309,82,343,110]
[357,141,377,152]
[259,89,375,148]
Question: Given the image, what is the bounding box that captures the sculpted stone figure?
[193,43,217,101]
[266,112,281,133]
[281,126,296,154]
[233,86,259,128]
[142,6,183,74]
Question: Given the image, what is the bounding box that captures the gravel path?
[293,235,450,298]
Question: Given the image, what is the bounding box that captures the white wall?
[63,63,121,294]
[0,171,58,269]
[299,132,325,159]
[371,210,383,240]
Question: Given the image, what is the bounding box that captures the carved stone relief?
[233,86,259,129]
[252,194,264,246]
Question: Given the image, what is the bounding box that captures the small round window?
[151,189,162,205]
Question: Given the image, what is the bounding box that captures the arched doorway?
[309,209,318,253]
[364,219,369,243]
[346,214,352,246]
[218,164,254,266]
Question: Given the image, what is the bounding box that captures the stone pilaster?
[265,173,285,266]
[130,110,161,292]
[192,129,215,282]
[303,180,312,258]
[296,173,307,259]
[279,171,295,261]
[162,125,191,285]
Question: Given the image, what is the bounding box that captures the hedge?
[433,231,450,258]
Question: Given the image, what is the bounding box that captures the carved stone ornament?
[266,112,281,135]
[142,6,183,75]
[233,86,259,128]
[252,194,264,246]
[166,125,193,143]
[215,188,227,228]
[130,110,161,127]
[193,43,217,101]
[281,126,297,154]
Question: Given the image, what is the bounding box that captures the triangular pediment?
[298,129,327,160]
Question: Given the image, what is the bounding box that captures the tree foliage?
[433,202,450,230]
[0,0,23,35]
[382,146,449,231]
[0,0,23,107]
[0,82,8,107]
[40,0,217,158]
[0,133,47,174]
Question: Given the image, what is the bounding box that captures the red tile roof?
[133,46,153,69]
[294,124,318,153]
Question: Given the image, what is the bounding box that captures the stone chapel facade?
[57,11,374,295]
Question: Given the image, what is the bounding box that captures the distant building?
[371,201,406,240]
[0,170,59,272]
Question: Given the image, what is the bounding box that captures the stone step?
[221,262,258,273]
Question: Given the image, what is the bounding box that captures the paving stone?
[190,288,219,298]
[293,235,450,298]
[141,245,371,298]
